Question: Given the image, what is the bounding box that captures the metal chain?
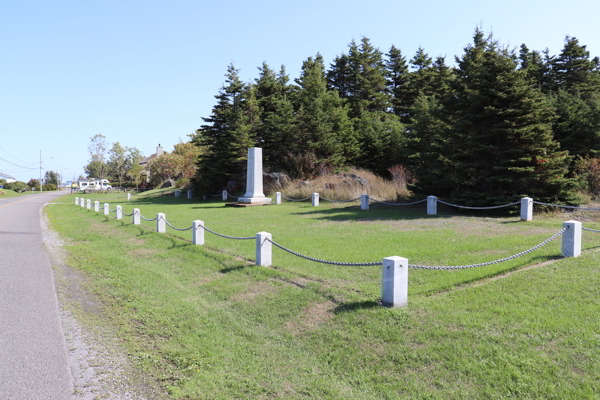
[533,201,600,211]
[437,200,521,210]
[582,227,600,233]
[139,213,157,222]
[227,194,242,200]
[266,238,382,266]
[319,196,361,203]
[199,224,255,240]
[280,194,312,202]
[123,211,134,217]
[369,198,427,206]
[409,227,568,270]
[109,207,117,212]
[161,217,193,232]
[209,193,222,197]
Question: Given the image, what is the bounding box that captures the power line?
[0,156,39,170]
[0,147,37,165]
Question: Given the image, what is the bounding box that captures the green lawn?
[47,191,600,399]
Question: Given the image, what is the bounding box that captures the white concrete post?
[116,205,123,220]
[203,195,206,200]
[193,220,204,245]
[360,194,369,210]
[103,203,109,216]
[380,256,408,308]
[156,213,166,233]
[80,198,85,207]
[75,197,79,205]
[87,199,91,210]
[94,201,99,212]
[222,190,227,201]
[133,208,140,225]
[276,192,281,205]
[256,232,272,267]
[562,220,582,258]
[175,190,180,197]
[520,197,533,221]
[188,190,192,199]
[427,196,437,215]
[127,193,131,201]
[312,193,319,207]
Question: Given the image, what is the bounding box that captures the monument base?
[237,197,272,204]
[225,202,270,207]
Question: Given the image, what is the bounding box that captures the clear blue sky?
[1,0,598,184]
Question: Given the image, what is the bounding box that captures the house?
[0,173,16,183]
[140,144,165,183]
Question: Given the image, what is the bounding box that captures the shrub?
[42,183,57,191]
[576,157,600,197]
[5,181,28,192]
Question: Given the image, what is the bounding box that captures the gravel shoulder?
[41,204,167,400]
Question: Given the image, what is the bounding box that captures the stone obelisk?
[238,147,272,204]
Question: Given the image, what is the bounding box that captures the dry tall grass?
[280,168,413,202]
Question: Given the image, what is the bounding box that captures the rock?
[299,181,310,187]
[161,179,176,188]
[343,173,368,187]
[263,172,290,191]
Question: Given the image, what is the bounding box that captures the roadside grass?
[47,193,600,399]
[0,189,22,197]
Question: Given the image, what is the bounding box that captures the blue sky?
[1,0,598,183]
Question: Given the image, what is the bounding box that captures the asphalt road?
[0,191,73,400]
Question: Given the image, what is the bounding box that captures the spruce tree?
[439,29,576,205]
[385,45,410,118]
[551,36,600,97]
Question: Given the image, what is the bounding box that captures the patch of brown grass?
[281,168,411,202]
[231,281,276,302]
[128,248,160,258]
[284,301,335,334]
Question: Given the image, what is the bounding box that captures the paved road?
[0,191,73,400]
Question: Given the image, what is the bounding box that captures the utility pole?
[40,150,43,193]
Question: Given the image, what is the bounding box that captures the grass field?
[47,190,600,399]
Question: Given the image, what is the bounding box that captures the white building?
[0,173,16,183]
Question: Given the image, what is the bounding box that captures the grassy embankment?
[47,190,600,399]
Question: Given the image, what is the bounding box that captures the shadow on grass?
[333,300,380,314]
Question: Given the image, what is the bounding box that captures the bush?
[42,183,57,191]
[576,157,600,197]
[5,181,28,192]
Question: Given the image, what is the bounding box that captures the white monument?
[238,148,271,205]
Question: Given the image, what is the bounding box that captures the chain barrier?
[161,216,193,232]
[123,211,134,217]
[319,196,361,203]
[281,194,312,202]
[209,193,222,197]
[266,238,382,266]
[227,194,242,200]
[437,200,521,210]
[199,224,255,240]
[582,226,600,233]
[369,198,427,206]
[408,227,568,270]
[109,207,117,212]
[139,213,157,222]
[533,201,600,211]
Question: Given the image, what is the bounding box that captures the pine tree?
[327,54,351,98]
[193,64,256,191]
[551,36,600,97]
[438,29,576,205]
[385,45,410,118]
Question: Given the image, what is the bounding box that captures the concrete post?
[87,199,91,210]
[116,205,123,220]
[80,198,85,207]
[203,195,206,200]
[188,190,192,199]
[427,196,437,215]
[193,220,204,245]
[75,197,79,205]
[94,201,99,212]
[157,213,165,233]
[103,203,109,216]
[133,208,140,225]
[380,256,408,308]
[562,220,582,258]
[127,193,131,201]
[520,197,533,221]
[360,194,369,210]
[222,190,227,201]
[175,190,180,197]
[256,232,272,267]
[312,193,319,207]
[276,192,281,205]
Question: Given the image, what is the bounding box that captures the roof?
[0,173,16,180]
[140,153,158,165]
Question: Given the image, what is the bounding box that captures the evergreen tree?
[327,54,351,98]
[385,45,410,118]
[193,64,256,191]
[354,111,405,176]
[434,29,576,205]
[551,36,600,97]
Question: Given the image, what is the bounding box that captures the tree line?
[192,28,600,204]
